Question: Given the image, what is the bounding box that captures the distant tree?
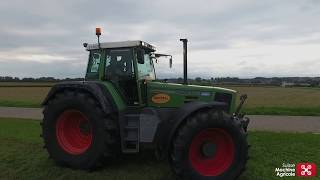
[176,77,183,83]
[195,77,202,82]
[2,76,13,81]
[22,77,35,82]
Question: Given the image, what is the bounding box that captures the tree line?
[166,77,320,87]
[1,76,319,87]
[0,76,83,82]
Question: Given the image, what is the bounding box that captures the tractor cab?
[84,40,162,106]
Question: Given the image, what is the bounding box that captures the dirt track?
[0,107,319,133]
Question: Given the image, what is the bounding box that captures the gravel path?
[248,115,319,133]
[0,107,319,133]
[0,107,42,120]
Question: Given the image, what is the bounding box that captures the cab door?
[105,48,139,105]
[135,49,156,106]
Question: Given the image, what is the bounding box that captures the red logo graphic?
[296,163,317,177]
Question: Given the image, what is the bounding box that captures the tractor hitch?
[234,94,250,131]
[234,94,247,117]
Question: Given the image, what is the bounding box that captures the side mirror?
[137,49,145,64]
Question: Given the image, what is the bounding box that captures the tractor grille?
[214,92,232,112]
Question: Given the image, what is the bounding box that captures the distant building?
[298,83,311,87]
[281,81,295,87]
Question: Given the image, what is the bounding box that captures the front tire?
[171,109,248,180]
[42,91,118,169]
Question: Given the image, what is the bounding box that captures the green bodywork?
[85,44,237,113]
[101,81,127,111]
[147,82,236,112]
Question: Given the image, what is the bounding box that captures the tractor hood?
[147,81,237,112]
[147,81,236,94]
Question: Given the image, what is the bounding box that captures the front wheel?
[170,109,249,180]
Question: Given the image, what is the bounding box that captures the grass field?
[0,118,319,180]
[0,86,50,107]
[224,86,320,116]
[0,83,320,115]
[0,82,55,87]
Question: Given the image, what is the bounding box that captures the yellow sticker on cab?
[151,93,171,104]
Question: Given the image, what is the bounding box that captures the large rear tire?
[41,90,119,169]
[170,109,248,180]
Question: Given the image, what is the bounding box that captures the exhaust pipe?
[180,38,188,85]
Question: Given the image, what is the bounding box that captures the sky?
[0,0,320,78]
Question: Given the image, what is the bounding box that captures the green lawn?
[0,118,319,180]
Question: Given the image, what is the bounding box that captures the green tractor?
[41,28,250,180]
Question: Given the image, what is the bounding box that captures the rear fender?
[42,81,118,114]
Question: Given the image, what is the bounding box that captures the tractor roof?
[85,40,156,51]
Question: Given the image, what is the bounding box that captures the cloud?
[0,60,85,78]
[0,0,320,78]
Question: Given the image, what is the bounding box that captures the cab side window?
[106,49,134,79]
[86,50,102,80]
[90,53,101,73]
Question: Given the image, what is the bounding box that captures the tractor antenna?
[180,38,188,85]
[96,27,101,49]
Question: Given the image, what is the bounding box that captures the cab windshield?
[137,53,156,80]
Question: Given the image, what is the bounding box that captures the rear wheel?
[42,91,119,169]
[55,110,92,155]
[171,109,248,180]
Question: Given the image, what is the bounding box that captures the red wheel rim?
[189,128,235,176]
[56,110,92,155]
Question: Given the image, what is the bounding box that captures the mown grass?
[1,84,320,115]
[0,118,319,180]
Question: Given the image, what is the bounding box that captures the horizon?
[1,75,320,80]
